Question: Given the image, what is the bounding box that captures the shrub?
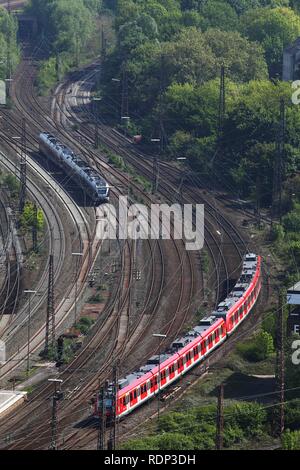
[237,331,274,362]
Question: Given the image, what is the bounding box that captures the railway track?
[0,44,265,450]
[0,195,20,324]
[0,45,201,450]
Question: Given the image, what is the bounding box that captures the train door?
[168,364,176,380]
[129,389,138,407]
[177,357,184,373]
[150,376,158,394]
[201,339,206,356]
[160,369,167,387]
[193,345,199,362]
[140,383,148,401]
[185,351,192,368]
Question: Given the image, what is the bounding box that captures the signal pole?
[48,378,63,450]
[97,382,107,450]
[107,365,118,450]
[216,384,224,450]
[45,254,55,358]
[276,290,285,437]
[19,118,27,214]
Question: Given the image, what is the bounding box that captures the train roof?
[40,132,108,187]
[117,254,260,397]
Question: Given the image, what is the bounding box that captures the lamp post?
[152,333,167,422]
[72,252,83,324]
[24,289,37,376]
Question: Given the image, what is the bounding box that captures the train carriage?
[39,132,110,205]
[94,252,261,420]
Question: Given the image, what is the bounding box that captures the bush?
[282,430,300,450]
[107,153,125,170]
[283,210,300,233]
[3,174,20,193]
[237,331,274,362]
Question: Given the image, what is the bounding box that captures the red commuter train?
[94,253,262,419]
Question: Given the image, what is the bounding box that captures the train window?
[193,346,198,356]
[130,392,133,401]
[122,397,126,406]
[134,390,137,399]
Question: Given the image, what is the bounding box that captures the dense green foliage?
[99,0,300,202]
[282,429,300,449]
[28,0,104,92]
[237,331,275,362]
[0,7,19,81]
[121,401,268,450]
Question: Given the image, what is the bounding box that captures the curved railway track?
[0,44,263,450]
[0,46,201,450]
[0,196,20,324]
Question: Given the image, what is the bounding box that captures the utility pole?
[152,156,159,194]
[19,117,27,214]
[55,54,60,82]
[107,365,118,450]
[45,254,55,358]
[97,382,107,450]
[271,99,285,226]
[32,203,38,252]
[24,289,36,376]
[7,0,11,14]
[49,378,63,450]
[276,290,285,438]
[218,65,225,143]
[101,25,106,59]
[216,384,224,450]
[158,54,167,153]
[6,21,11,85]
[121,63,129,122]
[94,122,99,149]
[256,173,261,229]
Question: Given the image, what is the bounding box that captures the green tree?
[240,7,300,76]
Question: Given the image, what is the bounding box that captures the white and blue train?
[39,132,110,205]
